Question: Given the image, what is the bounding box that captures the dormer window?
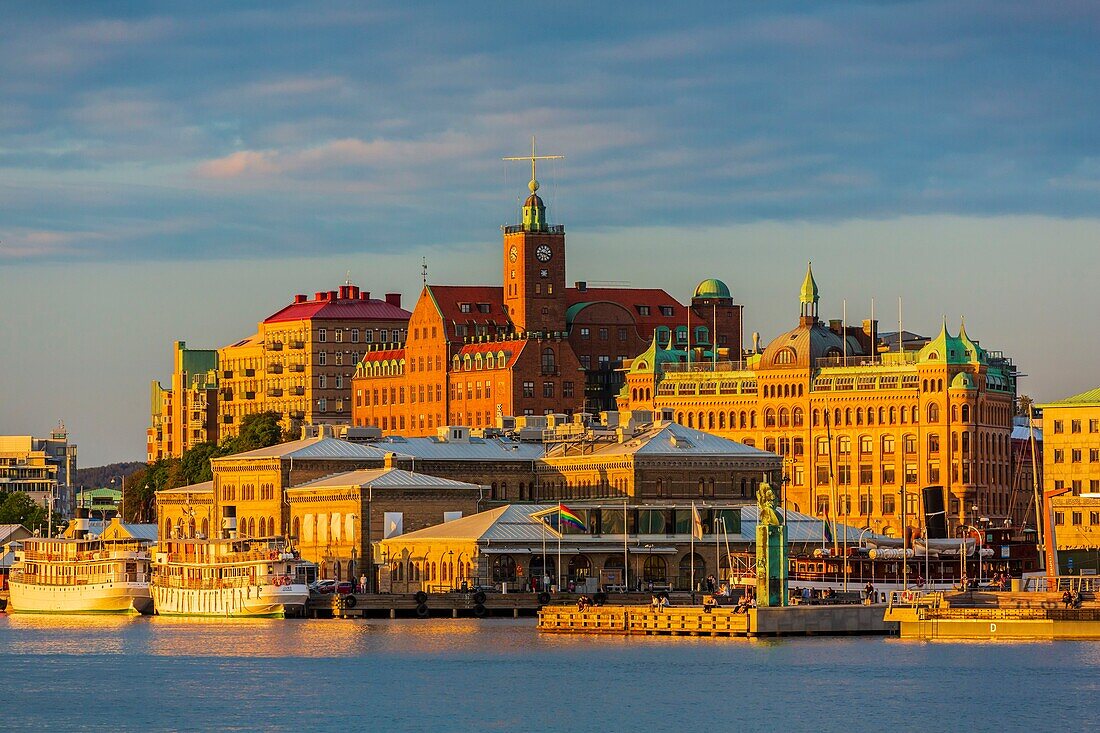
[659,306,674,316]
[459,303,472,313]
[477,303,491,313]
[637,305,651,316]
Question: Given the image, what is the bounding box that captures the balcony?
[267,388,283,398]
[290,364,305,373]
[816,352,919,368]
[244,369,256,377]
[268,342,283,351]
[222,370,234,379]
[289,341,305,350]
[663,360,749,373]
[269,364,283,374]
[245,391,256,400]
[290,386,305,396]
[289,410,305,419]
[503,224,565,234]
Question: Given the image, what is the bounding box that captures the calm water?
[0,614,1097,733]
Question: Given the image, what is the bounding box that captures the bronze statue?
[757,479,780,527]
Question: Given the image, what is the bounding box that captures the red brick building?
[352,175,743,434]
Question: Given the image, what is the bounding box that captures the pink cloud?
[194,150,279,179]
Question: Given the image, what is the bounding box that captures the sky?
[2,1,1100,465]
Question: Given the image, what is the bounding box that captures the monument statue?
[754,476,788,607]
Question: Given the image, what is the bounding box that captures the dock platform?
[886,590,1100,640]
[538,603,897,637]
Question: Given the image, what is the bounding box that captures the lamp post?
[446,549,455,592]
[644,543,654,591]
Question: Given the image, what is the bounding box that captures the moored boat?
[151,536,308,618]
[7,516,153,615]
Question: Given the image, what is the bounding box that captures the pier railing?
[1020,575,1100,593]
[9,571,149,586]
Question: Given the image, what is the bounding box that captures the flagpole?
[623,498,629,592]
[557,504,562,592]
[691,501,696,603]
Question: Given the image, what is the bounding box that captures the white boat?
[7,532,153,615]
[152,537,308,618]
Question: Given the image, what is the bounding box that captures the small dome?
[950,372,977,391]
[524,192,544,208]
[694,278,731,299]
[760,320,862,369]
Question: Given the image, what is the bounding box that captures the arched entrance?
[529,555,557,591]
[568,555,591,583]
[643,555,668,586]
[678,553,706,591]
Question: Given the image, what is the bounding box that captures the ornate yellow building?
[619,264,1019,538]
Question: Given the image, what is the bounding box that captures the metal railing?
[816,352,920,368]
[11,571,149,586]
[663,361,750,373]
[1021,575,1100,593]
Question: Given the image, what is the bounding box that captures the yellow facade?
[148,341,219,461]
[1040,389,1100,497]
[620,267,1018,537]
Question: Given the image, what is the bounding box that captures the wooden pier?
[886,590,1100,640]
[308,591,671,619]
[538,603,898,637]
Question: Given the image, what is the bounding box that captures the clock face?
[535,245,553,262]
[509,245,518,262]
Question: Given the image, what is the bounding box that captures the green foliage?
[227,411,284,453]
[0,491,52,533]
[126,411,285,522]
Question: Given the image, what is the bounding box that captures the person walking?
[358,573,368,594]
[864,581,875,605]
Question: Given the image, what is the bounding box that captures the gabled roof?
[453,340,524,369]
[264,297,410,324]
[425,286,509,333]
[290,467,482,492]
[157,480,214,495]
[0,524,30,545]
[1041,387,1100,408]
[359,347,406,364]
[212,437,392,462]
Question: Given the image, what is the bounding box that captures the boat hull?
[152,583,309,618]
[7,581,153,615]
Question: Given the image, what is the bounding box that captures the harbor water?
[1,615,1097,732]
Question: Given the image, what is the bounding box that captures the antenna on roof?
[345,270,352,286]
[422,257,428,285]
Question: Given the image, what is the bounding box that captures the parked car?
[335,581,355,595]
[309,580,337,594]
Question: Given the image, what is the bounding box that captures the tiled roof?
[1042,387,1100,407]
[453,341,525,369]
[566,287,682,339]
[265,297,411,324]
[359,347,406,363]
[426,285,509,332]
[291,467,482,491]
[212,437,392,461]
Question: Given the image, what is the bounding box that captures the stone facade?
[147,341,219,461]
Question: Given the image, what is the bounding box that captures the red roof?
[426,285,509,329]
[359,347,406,363]
[454,340,525,368]
[265,292,411,324]
[565,286,683,338]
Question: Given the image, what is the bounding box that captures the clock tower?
[502,175,567,335]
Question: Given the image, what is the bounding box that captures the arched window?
[812,409,819,427]
[708,412,715,429]
[643,555,668,583]
[542,347,556,373]
[961,404,971,422]
[687,413,694,428]
[867,408,875,425]
[793,407,804,427]
[779,408,790,427]
[201,518,209,538]
[845,408,852,426]
[679,553,706,590]
[775,348,795,365]
[569,555,592,582]
[258,517,267,537]
[719,412,726,429]
[837,436,851,455]
[764,408,776,427]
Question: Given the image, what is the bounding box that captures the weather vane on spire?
[503,136,563,193]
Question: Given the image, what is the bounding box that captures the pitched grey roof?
[157,481,214,494]
[373,435,544,461]
[543,421,777,460]
[290,467,482,492]
[386,503,877,546]
[213,436,392,461]
[0,524,30,545]
[86,521,160,541]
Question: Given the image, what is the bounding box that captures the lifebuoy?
[537,591,551,605]
[415,602,429,618]
[342,594,357,608]
[473,603,486,617]
[414,591,428,604]
[473,591,487,605]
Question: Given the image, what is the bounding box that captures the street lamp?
[644,544,654,591]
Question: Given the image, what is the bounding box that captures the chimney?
[294,294,307,304]
[349,285,360,299]
[329,290,338,301]
[384,452,397,469]
[575,281,587,292]
[385,293,401,308]
[314,291,325,301]
[361,291,371,300]
[339,285,349,299]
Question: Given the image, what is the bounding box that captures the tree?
[1018,395,1034,417]
[0,491,52,533]
[228,411,284,453]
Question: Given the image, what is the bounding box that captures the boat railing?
[1020,575,1100,593]
[151,574,283,590]
[9,571,149,586]
[886,589,943,611]
[163,549,285,565]
[22,545,149,562]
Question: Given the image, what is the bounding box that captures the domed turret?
[522,179,547,232]
[950,372,977,391]
[693,278,732,300]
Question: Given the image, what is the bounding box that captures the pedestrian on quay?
[864,581,875,605]
[358,573,367,594]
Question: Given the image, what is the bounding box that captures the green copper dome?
[694,278,731,299]
[950,372,977,391]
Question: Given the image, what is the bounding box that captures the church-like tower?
[503,174,567,335]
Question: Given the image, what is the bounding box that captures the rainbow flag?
[558,504,586,532]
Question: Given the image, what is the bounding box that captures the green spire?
[521,179,548,232]
[800,261,819,305]
[799,261,819,319]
